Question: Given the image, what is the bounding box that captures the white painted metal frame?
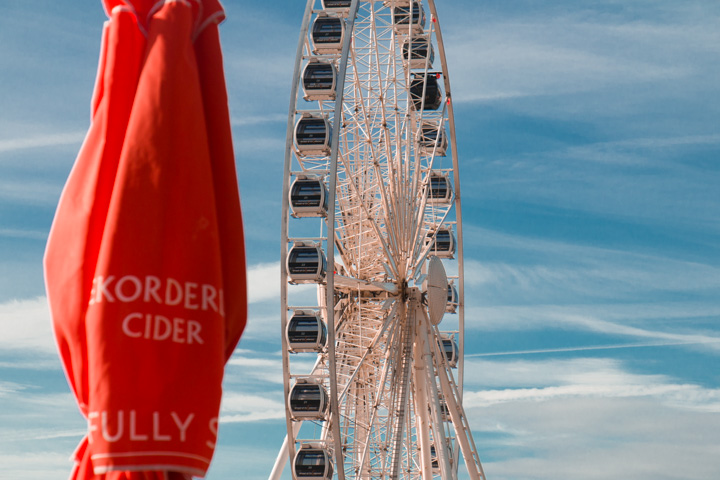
[273,1,485,479]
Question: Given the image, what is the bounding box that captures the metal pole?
[268,434,290,480]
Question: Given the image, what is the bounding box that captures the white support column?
[435,360,485,480]
[418,311,453,479]
[411,296,434,480]
[268,434,290,480]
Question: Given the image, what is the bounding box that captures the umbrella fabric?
[44,0,246,477]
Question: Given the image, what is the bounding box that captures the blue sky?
[1,0,719,479]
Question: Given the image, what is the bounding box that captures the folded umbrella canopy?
[44,0,246,478]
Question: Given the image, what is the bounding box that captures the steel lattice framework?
[272,1,486,479]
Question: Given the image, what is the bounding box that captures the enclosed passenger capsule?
[439,398,451,421]
[311,15,345,54]
[393,1,426,34]
[427,172,453,205]
[302,60,337,101]
[410,73,443,111]
[287,242,327,283]
[294,114,332,156]
[418,122,447,156]
[402,37,434,69]
[321,0,351,12]
[427,226,455,258]
[289,379,330,420]
[294,444,334,479]
[440,336,458,368]
[290,176,328,217]
[287,310,327,353]
[446,282,458,313]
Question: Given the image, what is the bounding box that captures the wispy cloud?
[462,356,720,410]
[467,339,720,358]
[0,359,60,370]
[0,228,48,241]
[479,399,720,480]
[445,5,720,106]
[0,132,85,155]
[0,384,86,479]
[465,134,720,234]
[554,133,720,166]
[0,179,63,205]
[226,354,285,385]
[233,135,286,155]
[460,226,720,351]
[246,262,317,305]
[463,229,720,306]
[0,297,56,356]
[225,349,316,387]
[467,382,720,412]
[230,113,286,127]
[466,303,720,355]
[0,381,28,396]
[462,355,720,478]
[220,392,286,423]
[247,262,282,304]
[0,452,76,480]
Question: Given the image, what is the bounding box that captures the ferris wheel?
[270,1,486,479]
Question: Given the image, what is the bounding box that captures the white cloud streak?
[460,354,720,479]
[220,392,286,423]
[554,133,720,166]
[0,297,56,356]
[0,179,63,205]
[445,7,720,106]
[247,262,282,304]
[232,135,285,155]
[463,227,720,301]
[226,354,285,385]
[466,302,720,355]
[230,113,286,127]
[467,383,720,412]
[0,132,85,154]
[0,228,48,240]
[246,262,317,304]
[0,452,76,480]
[462,356,720,411]
[467,339,720,358]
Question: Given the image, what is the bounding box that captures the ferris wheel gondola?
[287,310,328,353]
[392,1,426,34]
[302,60,338,101]
[274,1,486,479]
[290,175,329,218]
[311,14,345,54]
[403,37,435,69]
[294,444,335,480]
[289,379,330,421]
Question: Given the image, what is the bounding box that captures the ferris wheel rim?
[277,1,481,479]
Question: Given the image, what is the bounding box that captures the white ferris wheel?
[271,1,486,479]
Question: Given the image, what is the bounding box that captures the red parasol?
[44,0,246,478]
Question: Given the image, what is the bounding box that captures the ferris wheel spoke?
[334,298,396,392]
[335,155,397,277]
[333,298,404,477]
